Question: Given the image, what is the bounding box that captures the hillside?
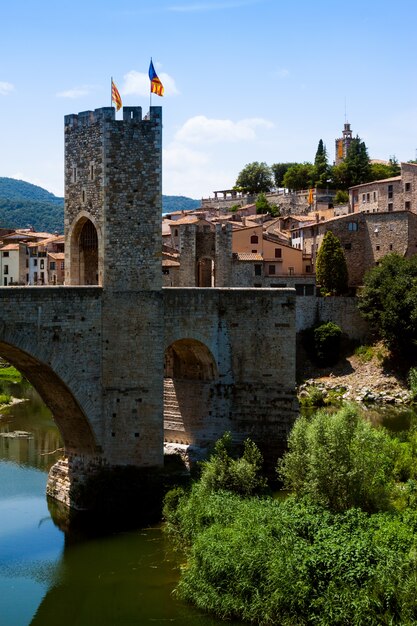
[0,177,199,233]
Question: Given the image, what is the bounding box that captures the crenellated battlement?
[65,106,161,129]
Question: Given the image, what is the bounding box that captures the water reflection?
[0,380,239,626]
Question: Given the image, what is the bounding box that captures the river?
[0,380,239,626]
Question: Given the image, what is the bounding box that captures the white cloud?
[122,70,179,97]
[164,144,209,170]
[0,82,14,96]
[175,115,274,144]
[56,85,95,99]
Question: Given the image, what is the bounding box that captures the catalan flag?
[149,59,164,97]
[308,188,314,205]
[111,79,122,111]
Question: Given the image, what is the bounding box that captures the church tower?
[335,121,353,165]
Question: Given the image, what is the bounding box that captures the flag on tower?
[111,79,122,111]
[149,59,164,97]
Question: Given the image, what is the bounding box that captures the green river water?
[0,381,242,626]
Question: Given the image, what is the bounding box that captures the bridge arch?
[164,338,218,445]
[67,212,102,286]
[0,341,98,456]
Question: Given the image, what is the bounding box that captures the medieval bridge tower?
[0,105,297,512]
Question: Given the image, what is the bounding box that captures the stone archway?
[68,215,100,285]
[0,341,97,456]
[164,338,218,445]
[197,257,214,287]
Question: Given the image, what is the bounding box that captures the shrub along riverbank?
[164,407,417,625]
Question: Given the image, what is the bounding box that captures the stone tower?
[63,106,164,468]
[335,121,353,165]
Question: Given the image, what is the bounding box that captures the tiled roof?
[0,243,19,251]
[162,259,180,267]
[234,252,263,261]
[48,252,65,260]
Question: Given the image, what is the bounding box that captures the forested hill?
[0,177,200,233]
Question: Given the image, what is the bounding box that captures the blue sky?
[1,0,417,199]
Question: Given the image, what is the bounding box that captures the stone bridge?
[0,105,297,510]
[0,284,296,508]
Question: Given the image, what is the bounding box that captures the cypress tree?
[316,231,349,295]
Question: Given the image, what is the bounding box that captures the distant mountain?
[0,177,200,233]
[162,195,200,214]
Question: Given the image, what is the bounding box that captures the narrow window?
[405,201,411,210]
[275,248,282,258]
[90,164,95,181]
[250,235,259,244]
[388,203,393,212]
[72,167,77,183]
[269,265,276,275]
[405,182,411,192]
[3,265,8,275]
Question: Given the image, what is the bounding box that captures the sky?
[2,0,417,199]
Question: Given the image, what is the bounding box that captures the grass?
[0,393,11,405]
[353,344,374,363]
[0,366,23,382]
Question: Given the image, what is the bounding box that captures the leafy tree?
[235,161,273,194]
[282,162,314,191]
[302,321,342,366]
[369,162,395,181]
[315,230,349,295]
[271,162,297,188]
[343,135,371,187]
[334,189,349,204]
[358,253,417,359]
[313,139,330,187]
[278,404,396,512]
[255,192,280,216]
[388,155,401,176]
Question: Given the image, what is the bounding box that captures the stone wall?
[163,287,298,463]
[296,295,369,340]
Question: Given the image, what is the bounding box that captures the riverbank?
[298,342,412,405]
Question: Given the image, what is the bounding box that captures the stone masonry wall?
[163,287,298,463]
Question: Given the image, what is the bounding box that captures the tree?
[329,136,371,190]
[235,162,273,195]
[278,404,396,512]
[315,231,349,295]
[358,253,417,359]
[343,135,371,187]
[271,162,297,188]
[313,139,330,187]
[369,162,395,181]
[282,162,314,191]
[255,192,280,216]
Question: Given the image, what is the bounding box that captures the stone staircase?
[164,378,185,435]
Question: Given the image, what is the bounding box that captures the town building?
[349,162,417,214]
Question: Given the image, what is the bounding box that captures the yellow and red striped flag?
[149,59,164,97]
[111,79,122,111]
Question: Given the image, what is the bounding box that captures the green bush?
[278,404,397,512]
[198,432,268,497]
[408,367,417,401]
[303,321,342,366]
[168,491,417,625]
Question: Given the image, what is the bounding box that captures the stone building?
[296,210,417,288]
[335,121,353,165]
[349,162,417,214]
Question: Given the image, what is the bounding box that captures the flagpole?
[149,58,152,112]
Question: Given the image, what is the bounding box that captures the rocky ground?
[298,344,412,405]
